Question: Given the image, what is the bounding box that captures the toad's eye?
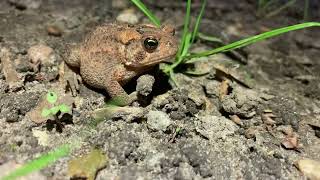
[144,37,158,52]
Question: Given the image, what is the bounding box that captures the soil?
[0,0,320,179]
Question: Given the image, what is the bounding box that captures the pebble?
[112,0,130,9]
[8,0,42,10]
[116,8,139,24]
[204,81,220,96]
[174,162,196,180]
[28,44,56,67]
[195,115,238,140]
[245,127,256,139]
[46,25,63,37]
[146,110,171,131]
[136,75,155,96]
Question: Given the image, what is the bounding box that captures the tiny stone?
[170,110,186,120]
[205,81,220,96]
[116,9,139,24]
[136,75,155,96]
[28,44,56,67]
[112,0,130,9]
[8,0,42,10]
[46,25,63,37]
[146,110,171,131]
[245,127,256,139]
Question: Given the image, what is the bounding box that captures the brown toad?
[63,23,178,105]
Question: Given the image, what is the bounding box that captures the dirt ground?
[0,0,320,179]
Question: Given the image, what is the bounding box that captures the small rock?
[245,127,256,139]
[195,115,238,140]
[297,159,320,180]
[28,44,56,68]
[230,114,242,126]
[204,81,220,97]
[112,0,130,9]
[185,99,199,115]
[116,8,139,24]
[46,25,63,37]
[152,93,171,107]
[174,162,197,180]
[170,110,186,120]
[221,86,261,118]
[188,91,205,107]
[32,129,49,146]
[8,0,42,10]
[146,110,171,131]
[136,74,155,96]
[145,152,165,171]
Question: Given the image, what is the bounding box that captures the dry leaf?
[281,134,298,149]
[68,149,108,180]
[27,86,74,124]
[230,114,242,126]
[219,79,229,100]
[261,112,276,125]
[0,47,23,90]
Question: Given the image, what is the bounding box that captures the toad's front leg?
[104,79,137,106]
[104,67,137,106]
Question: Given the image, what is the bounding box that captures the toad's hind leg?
[59,62,81,96]
[60,43,82,96]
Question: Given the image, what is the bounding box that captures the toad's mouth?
[129,54,176,68]
[144,55,176,65]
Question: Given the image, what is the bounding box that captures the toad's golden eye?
[144,37,158,52]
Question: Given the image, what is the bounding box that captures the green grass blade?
[191,0,207,43]
[265,0,296,18]
[184,70,209,76]
[304,0,309,21]
[169,32,192,71]
[197,32,223,43]
[2,144,71,180]
[130,0,161,27]
[187,22,320,59]
[181,32,192,57]
[177,0,192,58]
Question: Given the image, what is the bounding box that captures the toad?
[62,23,178,105]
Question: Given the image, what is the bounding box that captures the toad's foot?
[59,62,81,96]
[106,92,138,107]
